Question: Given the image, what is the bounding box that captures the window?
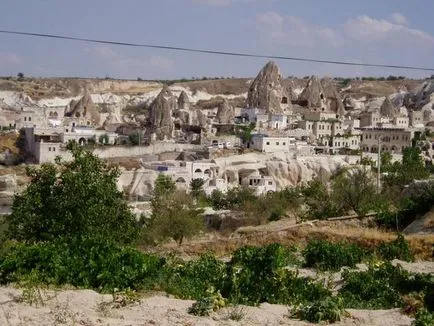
[266,142,270,145]
[24,117,27,121]
[29,117,31,121]
[53,147,56,152]
[48,147,51,152]
[268,181,273,185]
[276,142,279,145]
[283,142,286,146]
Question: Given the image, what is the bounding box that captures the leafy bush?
[7,144,138,245]
[224,243,328,305]
[290,297,346,323]
[0,238,163,292]
[162,253,226,300]
[339,263,406,309]
[187,290,226,316]
[412,309,434,326]
[303,239,368,271]
[188,296,214,316]
[339,262,433,310]
[376,234,414,261]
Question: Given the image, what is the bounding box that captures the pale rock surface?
[216,99,235,124]
[380,96,398,117]
[298,76,325,109]
[65,92,101,125]
[247,61,291,113]
[149,86,176,140]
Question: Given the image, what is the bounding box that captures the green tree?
[384,147,429,188]
[7,143,138,244]
[190,178,205,199]
[150,190,204,245]
[147,175,203,245]
[128,132,140,146]
[332,168,377,217]
[302,179,340,219]
[381,151,393,172]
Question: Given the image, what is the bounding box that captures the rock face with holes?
[66,92,101,125]
[149,86,176,140]
[321,78,345,116]
[298,76,327,110]
[247,61,291,113]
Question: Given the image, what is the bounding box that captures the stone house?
[360,128,412,153]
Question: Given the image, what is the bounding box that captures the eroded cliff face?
[116,152,352,199]
[247,61,291,113]
[149,86,176,140]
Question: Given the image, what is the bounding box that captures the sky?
[0,0,433,79]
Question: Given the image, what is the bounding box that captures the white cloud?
[85,45,174,72]
[390,12,408,26]
[256,12,343,48]
[344,15,434,46]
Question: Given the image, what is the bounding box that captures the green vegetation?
[144,174,204,245]
[303,239,367,271]
[290,297,346,323]
[7,142,138,244]
[1,141,433,324]
[339,262,433,311]
[128,132,141,146]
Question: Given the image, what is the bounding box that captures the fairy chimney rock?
[247,61,291,114]
[149,86,176,140]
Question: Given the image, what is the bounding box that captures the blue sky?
[0,0,433,79]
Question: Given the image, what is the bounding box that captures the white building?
[268,114,288,130]
[249,134,296,153]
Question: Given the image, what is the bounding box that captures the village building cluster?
[1,61,434,197]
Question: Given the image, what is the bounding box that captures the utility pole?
[377,135,381,194]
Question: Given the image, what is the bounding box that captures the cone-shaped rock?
[66,91,101,125]
[298,76,325,109]
[216,99,235,124]
[380,97,398,117]
[150,86,176,140]
[247,61,290,113]
[321,78,345,116]
[177,91,190,111]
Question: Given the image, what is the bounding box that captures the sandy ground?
[0,286,416,326]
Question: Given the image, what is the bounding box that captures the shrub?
[0,238,163,292]
[162,253,226,300]
[376,234,414,261]
[339,262,433,310]
[412,309,434,326]
[7,144,138,245]
[225,243,326,305]
[339,263,406,309]
[187,290,226,316]
[303,239,367,271]
[290,297,346,323]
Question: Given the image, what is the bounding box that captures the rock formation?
[321,78,345,116]
[298,76,326,110]
[380,97,398,117]
[247,61,291,113]
[66,91,101,125]
[149,86,176,140]
[177,91,190,111]
[216,99,235,124]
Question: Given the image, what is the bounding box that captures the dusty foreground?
[0,287,414,326]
